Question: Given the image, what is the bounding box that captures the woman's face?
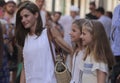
[80,27,92,46]
[70,23,81,42]
[20,9,38,29]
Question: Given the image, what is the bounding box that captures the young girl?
[70,19,86,83]
[80,20,115,83]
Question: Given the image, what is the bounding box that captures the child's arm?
[97,69,107,83]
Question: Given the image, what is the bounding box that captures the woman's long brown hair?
[15,1,43,47]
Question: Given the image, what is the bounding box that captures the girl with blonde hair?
[80,20,115,83]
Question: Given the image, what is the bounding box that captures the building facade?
[9,0,120,18]
[38,0,120,18]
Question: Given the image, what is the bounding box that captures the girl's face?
[80,27,93,46]
[70,23,81,42]
[20,9,38,29]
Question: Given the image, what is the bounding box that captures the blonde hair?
[83,20,115,68]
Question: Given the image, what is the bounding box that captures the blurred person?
[96,7,112,39]
[3,1,18,83]
[0,22,10,83]
[0,0,5,18]
[3,0,16,24]
[85,1,97,19]
[3,24,18,83]
[52,11,64,37]
[105,11,113,19]
[15,1,73,83]
[0,0,7,24]
[110,4,120,83]
[3,0,17,42]
[35,0,46,27]
[3,0,17,38]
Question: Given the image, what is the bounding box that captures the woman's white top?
[70,50,84,83]
[80,55,109,83]
[23,29,56,83]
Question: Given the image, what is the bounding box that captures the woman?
[0,22,10,83]
[15,1,73,83]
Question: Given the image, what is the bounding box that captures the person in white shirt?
[15,1,73,83]
[69,19,86,83]
[3,0,16,24]
[80,20,115,83]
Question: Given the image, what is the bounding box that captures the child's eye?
[82,32,86,35]
[72,29,76,32]
[24,15,29,17]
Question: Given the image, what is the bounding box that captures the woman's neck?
[29,22,37,35]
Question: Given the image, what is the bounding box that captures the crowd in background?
[0,0,120,83]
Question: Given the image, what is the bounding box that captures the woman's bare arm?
[50,27,73,55]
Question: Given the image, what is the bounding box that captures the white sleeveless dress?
[23,29,56,83]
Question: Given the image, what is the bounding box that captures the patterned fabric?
[0,45,10,83]
[110,4,120,56]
